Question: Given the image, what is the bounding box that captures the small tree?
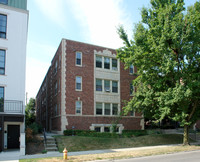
[25,98,36,127]
[117,0,200,145]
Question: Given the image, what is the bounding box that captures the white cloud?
[66,0,132,49]
[34,0,67,28]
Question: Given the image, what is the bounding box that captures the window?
[130,65,134,74]
[130,83,134,95]
[0,0,8,5]
[54,60,58,74]
[96,102,102,115]
[96,56,102,68]
[104,57,110,69]
[0,14,7,39]
[112,104,118,115]
[0,49,5,75]
[54,82,57,95]
[112,58,118,70]
[112,81,118,93]
[96,79,102,91]
[104,80,110,92]
[130,110,134,116]
[76,76,82,91]
[76,52,82,66]
[95,127,101,132]
[104,103,111,115]
[54,104,57,116]
[104,127,110,132]
[0,87,4,112]
[76,101,82,114]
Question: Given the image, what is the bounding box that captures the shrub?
[122,130,148,137]
[26,127,33,142]
[28,122,42,135]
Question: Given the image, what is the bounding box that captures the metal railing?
[0,100,23,113]
[43,128,47,148]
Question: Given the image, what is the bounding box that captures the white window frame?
[75,76,82,91]
[112,58,118,71]
[104,80,110,93]
[129,64,134,74]
[75,101,82,115]
[76,51,82,66]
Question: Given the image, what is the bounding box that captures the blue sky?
[26,0,198,99]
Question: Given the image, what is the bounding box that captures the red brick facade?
[36,39,143,134]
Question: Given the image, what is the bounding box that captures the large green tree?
[25,98,36,127]
[117,0,200,145]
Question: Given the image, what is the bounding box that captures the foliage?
[25,98,36,127]
[25,127,33,142]
[28,122,42,135]
[117,0,200,145]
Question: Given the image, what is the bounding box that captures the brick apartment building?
[36,39,144,134]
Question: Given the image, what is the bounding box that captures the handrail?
[43,128,47,147]
[0,100,23,113]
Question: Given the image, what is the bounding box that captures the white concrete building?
[0,0,28,155]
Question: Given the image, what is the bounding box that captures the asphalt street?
[97,150,200,162]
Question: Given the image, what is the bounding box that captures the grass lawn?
[20,145,200,162]
[55,134,185,152]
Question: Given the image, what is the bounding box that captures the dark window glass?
[104,57,110,69]
[130,65,134,74]
[112,104,118,115]
[76,101,81,114]
[0,0,8,5]
[0,14,7,39]
[96,79,102,91]
[0,49,5,75]
[104,103,110,115]
[76,52,82,66]
[95,127,101,132]
[130,83,134,95]
[76,76,82,90]
[96,56,102,68]
[112,58,117,70]
[0,87,4,112]
[104,80,110,92]
[96,103,102,115]
[104,127,110,132]
[112,81,118,93]
[54,82,57,95]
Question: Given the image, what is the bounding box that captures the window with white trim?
[130,65,134,74]
[0,49,5,75]
[76,76,82,91]
[130,83,134,95]
[112,104,118,115]
[96,56,102,68]
[76,52,82,66]
[0,14,7,39]
[112,81,118,93]
[112,58,118,70]
[0,0,8,5]
[96,102,103,115]
[104,103,111,115]
[104,80,110,92]
[104,57,110,69]
[96,79,102,91]
[76,101,82,114]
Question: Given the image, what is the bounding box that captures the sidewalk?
[0,149,20,162]
[19,144,180,160]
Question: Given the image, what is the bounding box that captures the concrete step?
[46,143,57,147]
[46,147,58,151]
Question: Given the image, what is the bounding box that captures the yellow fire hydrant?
[63,148,68,160]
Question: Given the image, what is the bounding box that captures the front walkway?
[0,149,19,162]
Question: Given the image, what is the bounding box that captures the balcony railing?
[0,100,23,114]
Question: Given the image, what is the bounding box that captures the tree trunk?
[183,125,190,145]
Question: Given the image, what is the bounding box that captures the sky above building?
[26,0,198,100]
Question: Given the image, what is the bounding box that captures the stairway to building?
[45,136,58,152]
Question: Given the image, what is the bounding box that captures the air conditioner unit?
[105,88,110,92]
